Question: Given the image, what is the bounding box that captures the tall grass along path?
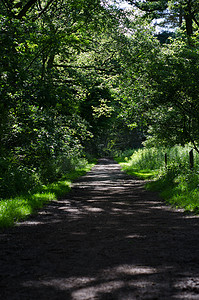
[1,158,199,299]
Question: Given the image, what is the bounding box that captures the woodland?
[0,0,199,207]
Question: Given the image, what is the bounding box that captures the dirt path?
[1,158,199,300]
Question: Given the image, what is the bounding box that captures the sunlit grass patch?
[116,157,158,179]
[41,181,71,199]
[0,193,56,228]
[0,163,95,228]
[127,169,157,179]
[120,164,157,179]
[0,198,33,228]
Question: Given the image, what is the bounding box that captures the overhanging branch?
[16,0,38,19]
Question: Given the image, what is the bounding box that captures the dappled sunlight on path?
[1,158,199,299]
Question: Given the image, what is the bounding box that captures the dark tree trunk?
[185,13,193,36]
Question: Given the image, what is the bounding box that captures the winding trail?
[1,158,199,299]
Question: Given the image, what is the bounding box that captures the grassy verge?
[0,163,95,228]
[115,160,157,179]
[115,151,159,179]
[116,146,199,213]
[145,168,199,213]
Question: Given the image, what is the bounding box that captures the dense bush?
[0,106,92,198]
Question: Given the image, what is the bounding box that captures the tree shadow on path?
[1,158,199,299]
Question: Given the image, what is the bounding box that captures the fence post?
[165,153,167,169]
[189,149,194,170]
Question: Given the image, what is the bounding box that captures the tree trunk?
[185,13,193,36]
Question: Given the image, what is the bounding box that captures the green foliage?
[0,105,92,198]
[119,147,166,171]
[118,145,199,213]
[148,166,199,212]
[0,162,95,228]
[122,28,199,151]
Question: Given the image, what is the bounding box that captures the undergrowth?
[0,163,94,228]
[116,145,199,213]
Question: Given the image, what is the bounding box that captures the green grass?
[145,171,199,213]
[126,169,157,179]
[115,155,158,179]
[119,164,157,179]
[116,146,199,213]
[0,163,95,228]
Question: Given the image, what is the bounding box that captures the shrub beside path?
[1,158,199,299]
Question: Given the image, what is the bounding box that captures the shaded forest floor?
[1,158,199,299]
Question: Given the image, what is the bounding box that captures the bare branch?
[1,0,15,17]
[34,0,55,20]
[16,0,38,19]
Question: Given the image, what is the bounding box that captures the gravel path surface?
[1,158,199,299]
